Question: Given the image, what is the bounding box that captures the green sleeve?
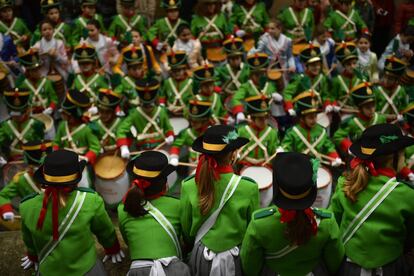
[53,121,65,148]
[171,129,187,149]
[214,66,227,87]
[322,218,345,274]
[85,127,101,155]
[281,129,295,152]
[117,204,129,246]
[160,108,174,135]
[179,181,194,244]
[45,80,58,106]
[159,79,168,102]
[231,83,249,111]
[0,177,20,207]
[328,178,345,225]
[90,194,117,249]
[21,208,38,257]
[107,16,119,38]
[323,12,334,30]
[248,185,260,223]
[191,16,203,38]
[240,219,264,276]
[354,10,367,30]
[282,76,301,102]
[332,120,351,147]
[97,15,106,34]
[321,133,337,155]
[71,21,82,46]
[147,19,161,43]
[267,129,279,157]
[116,111,135,139]
[309,9,315,35]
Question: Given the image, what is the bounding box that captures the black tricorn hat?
[22,140,53,165]
[34,150,87,186]
[273,152,318,210]
[350,124,414,160]
[192,125,249,155]
[189,99,212,119]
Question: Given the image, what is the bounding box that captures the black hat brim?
[127,160,176,180]
[192,135,249,155]
[273,184,317,210]
[33,160,87,186]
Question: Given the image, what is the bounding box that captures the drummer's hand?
[331,158,343,167]
[170,156,179,167]
[88,106,98,115]
[236,112,246,123]
[103,250,125,264]
[276,147,285,153]
[287,109,296,117]
[156,42,165,51]
[333,106,341,113]
[120,145,130,159]
[2,211,14,221]
[272,92,283,103]
[408,173,414,182]
[324,105,333,113]
[116,109,126,117]
[397,114,404,123]
[165,135,174,145]
[21,256,38,270]
[42,107,53,115]
[0,156,7,167]
[236,29,246,38]
[226,116,235,125]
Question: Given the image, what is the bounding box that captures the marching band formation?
[1,0,414,275]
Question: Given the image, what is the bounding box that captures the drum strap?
[24,172,42,194]
[239,126,271,161]
[0,18,21,39]
[338,76,361,107]
[53,23,64,39]
[8,119,33,151]
[287,8,309,35]
[353,113,378,132]
[62,122,87,154]
[119,14,141,32]
[225,63,242,91]
[77,74,100,99]
[38,191,87,265]
[311,74,323,92]
[249,80,269,97]
[292,126,326,158]
[378,86,400,115]
[336,10,356,32]
[163,18,181,43]
[24,78,47,108]
[136,106,165,139]
[198,15,223,40]
[241,5,260,28]
[342,178,399,245]
[98,118,120,141]
[168,78,192,110]
[145,202,182,258]
[195,175,242,245]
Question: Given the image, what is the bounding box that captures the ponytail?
[344,163,370,202]
[283,210,316,246]
[123,186,148,217]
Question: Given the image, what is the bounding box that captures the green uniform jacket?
[329,174,414,268]
[231,80,276,114]
[0,169,40,216]
[277,7,314,40]
[323,9,367,41]
[31,22,72,47]
[170,127,201,163]
[116,106,174,148]
[20,188,119,276]
[89,117,123,152]
[195,93,227,124]
[118,196,182,260]
[16,76,58,111]
[147,17,187,46]
[53,121,101,164]
[330,74,362,106]
[240,206,344,276]
[230,3,269,37]
[214,63,250,96]
[282,124,338,158]
[0,17,31,44]
[71,73,109,102]
[374,85,409,114]
[191,13,231,45]
[108,14,147,41]
[180,172,260,252]
[0,118,45,157]
[159,77,194,113]
[237,124,279,165]
[332,113,387,152]
[114,75,140,108]
[71,14,105,46]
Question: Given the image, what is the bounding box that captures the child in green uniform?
[159,50,193,116]
[20,150,124,275]
[16,49,58,115]
[402,103,414,169]
[333,82,386,154]
[0,140,52,221]
[31,0,72,49]
[0,0,31,48]
[231,53,278,122]
[282,91,343,167]
[277,0,314,44]
[108,0,147,42]
[323,0,368,42]
[89,88,123,153]
[119,151,190,275]
[180,125,260,275]
[241,152,344,275]
[117,78,175,158]
[330,124,414,274]
[71,0,105,46]
[148,0,187,53]
[169,99,214,166]
[238,96,281,167]
[0,89,45,160]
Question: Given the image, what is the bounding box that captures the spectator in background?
[97,0,117,28]
[60,0,81,22]
[371,0,394,55]
[116,0,156,26]
[355,0,375,33]
[394,0,414,35]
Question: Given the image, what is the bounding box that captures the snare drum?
[243,38,255,52]
[313,167,333,209]
[94,154,129,208]
[170,117,189,135]
[293,43,308,56]
[206,47,226,63]
[240,166,273,208]
[317,113,331,129]
[32,113,56,140]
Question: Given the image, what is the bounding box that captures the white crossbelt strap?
[338,76,361,107]
[53,23,64,38]
[136,106,165,139]
[168,78,192,109]
[342,178,399,245]
[98,118,120,141]
[129,257,177,276]
[287,7,309,35]
[378,86,400,115]
[224,64,242,91]
[7,119,34,151]
[0,18,21,39]
[119,14,141,32]
[198,15,223,39]
[239,125,271,161]
[24,172,41,194]
[353,113,378,132]
[292,126,326,157]
[336,10,356,32]
[38,191,87,265]
[62,122,87,154]
[77,74,100,99]
[241,5,260,28]
[194,175,242,245]
[249,80,269,96]
[24,78,47,108]
[79,15,98,28]
[163,18,181,43]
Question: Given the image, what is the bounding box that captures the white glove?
[88,106,98,115]
[272,92,283,102]
[156,42,165,51]
[116,110,126,117]
[159,102,165,107]
[408,173,414,182]
[276,147,285,153]
[165,135,174,145]
[42,107,53,115]
[397,114,404,122]
[236,112,246,123]
[21,256,38,270]
[170,156,179,166]
[226,116,235,125]
[0,156,7,167]
[2,211,14,221]
[331,158,343,167]
[324,105,333,113]
[288,109,296,117]
[236,29,246,37]
[103,250,125,264]
[120,145,130,159]
[333,105,341,113]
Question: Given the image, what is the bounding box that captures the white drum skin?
[240,166,273,208]
[170,117,189,135]
[313,167,333,209]
[95,171,130,209]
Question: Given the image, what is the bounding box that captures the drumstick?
[177,162,197,168]
[8,160,25,164]
[263,151,279,165]
[318,154,346,166]
[154,141,167,150]
[130,141,168,156]
[340,108,359,114]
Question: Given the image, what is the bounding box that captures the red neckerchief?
[350,157,378,176]
[37,186,74,241]
[250,121,265,133]
[357,112,372,122]
[376,167,396,178]
[299,121,312,141]
[342,70,354,79]
[278,208,318,236]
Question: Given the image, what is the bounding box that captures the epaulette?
[75,187,96,193]
[254,207,276,220]
[182,174,195,183]
[241,176,256,184]
[20,192,39,203]
[400,180,414,189]
[312,208,332,219]
[12,171,25,183]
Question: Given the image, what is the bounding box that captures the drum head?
[207,47,226,62]
[170,117,189,135]
[293,44,307,56]
[31,113,53,132]
[94,155,126,179]
[317,167,332,189]
[317,113,330,128]
[241,166,273,190]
